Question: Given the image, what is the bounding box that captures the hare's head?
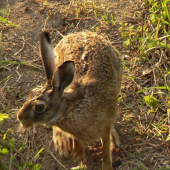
[17,31,75,128]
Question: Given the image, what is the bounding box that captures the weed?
[71,0,120,27]
[0,113,10,123]
[71,162,87,170]
[120,0,170,146]
[0,32,2,65]
[120,0,170,56]
[0,117,44,170]
[0,0,19,28]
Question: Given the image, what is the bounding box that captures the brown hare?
[17,31,122,170]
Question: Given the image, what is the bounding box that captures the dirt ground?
[0,0,170,170]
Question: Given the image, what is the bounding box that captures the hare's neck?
[55,95,78,135]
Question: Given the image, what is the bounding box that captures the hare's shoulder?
[54,32,117,67]
[54,32,122,87]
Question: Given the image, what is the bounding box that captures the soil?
[0,0,170,170]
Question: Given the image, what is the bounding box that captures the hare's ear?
[40,31,56,86]
[52,61,75,97]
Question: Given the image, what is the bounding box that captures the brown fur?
[17,31,122,170]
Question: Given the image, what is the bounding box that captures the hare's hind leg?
[102,124,113,170]
[110,126,120,151]
[52,126,85,163]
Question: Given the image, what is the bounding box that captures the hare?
[17,31,122,170]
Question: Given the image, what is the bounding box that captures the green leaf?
[28,163,42,170]
[0,76,11,83]
[101,15,106,21]
[0,148,9,155]
[137,86,168,93]
[34,148,44,159]
[126,151,148,170]
[110,13,113,20]
[143,95,159,109]
[28,162,34,168]
[8,138,15,152]
[123,39,130,48]
[33,164,42,170]
[123,75,135,80]
[0,60,43,70]
[94,10,97,17]
[166,133,170,141]
[0,113,10,124]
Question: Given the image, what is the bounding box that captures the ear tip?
[66,60,75,65]
[40,31,51,44]
[59,61,75,68]
[70,61,75,67]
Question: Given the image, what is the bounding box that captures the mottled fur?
[17,31,122,170]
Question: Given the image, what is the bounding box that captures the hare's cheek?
[33,111,47,122]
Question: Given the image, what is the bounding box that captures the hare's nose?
[17,110,33,128]
[17,111,23,121]
[17,110,28,121]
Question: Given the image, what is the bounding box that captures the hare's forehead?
[31,99,46,105]
[28,89,50,102]
[25,97,48,108]
[21,100,45,113]
[28,88,42,98]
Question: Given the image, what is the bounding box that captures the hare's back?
[54,32,122,93]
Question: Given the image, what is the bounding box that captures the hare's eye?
[35,104,45,112]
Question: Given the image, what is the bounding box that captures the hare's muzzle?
[17,109,33,128]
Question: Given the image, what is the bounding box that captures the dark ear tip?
[65,60,75,65]
[40,31,51,44]
[59,61,75,69]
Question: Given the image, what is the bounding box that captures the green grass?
[119,0,170,157]
[121,0,170,56]
[0,0,19,28]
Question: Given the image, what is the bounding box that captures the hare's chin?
[20,121,33,128]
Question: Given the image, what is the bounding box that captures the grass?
[70,162,87,170]
[118,1,170,168]
[0,0,30,68]
[0,0,20,28]
[0,32,2,67]
[121,0,170,127]
[0,0,170,169]
[0,1,44,169]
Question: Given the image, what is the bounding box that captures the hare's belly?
[57,114,113,143]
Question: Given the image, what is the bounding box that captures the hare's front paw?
[52,127,85,163]
[72,139,85,163]
[53,127,73,158]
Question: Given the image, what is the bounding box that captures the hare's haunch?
[17,31,122,170]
